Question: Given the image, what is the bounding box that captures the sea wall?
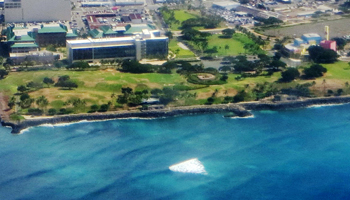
[1,104,251,134]
[240,96,350,110]
[3,96,350,134]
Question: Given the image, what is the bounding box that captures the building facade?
[4,0,71,22]
[67,33,168,63]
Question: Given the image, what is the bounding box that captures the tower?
[325,25,329,41]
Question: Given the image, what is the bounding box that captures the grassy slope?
[169,39,196,58]
[0,70,187,106]
[2,61,350,109]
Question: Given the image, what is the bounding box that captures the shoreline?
[2,96,350,134]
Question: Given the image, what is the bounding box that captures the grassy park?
[2,60,350,113]
[206,34,246,56]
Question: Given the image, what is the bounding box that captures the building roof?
[66,32,78,38]
[100,26,117,35]
[212,1,240,7]
[124,24,156,34]
[38,26,67,34]
[89,29,104,38]
[302,33,321,38]
[11,43,39,48]
[129,13,142,20]
[121,16,131,23]
[8,35,35,42]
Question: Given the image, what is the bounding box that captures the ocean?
[1,104,350,200]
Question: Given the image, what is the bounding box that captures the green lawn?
[169,38,196,58]
[206,34,246,56]
[190,33,261,56]
[0,70,187,105]
[3,60,350,110]
[162,10,199,31]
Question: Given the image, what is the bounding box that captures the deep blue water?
[1,105,350,200]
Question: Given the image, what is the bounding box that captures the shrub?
[281,68,300,82]
[303,64,327,79]
[27,108,43,116]
[48,108,57,115]
[90,104,99,112]
[99,104,109,112]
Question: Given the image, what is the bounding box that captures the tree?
[181,28,201,40]
[61,81,78,90]
[332,37,347,50]
[233,90,247,102]
[221,28,235,38]
[195,39,208,54]
[57,75,70,83]
[67,61,89,70]
[90,104,99,112]
[71,98,86,112]
[36,96,49,111]
[151,88,162,96]
[206,97,215,105]
[19,93,33,108]
[308,46,338,63]
[269,60,286,71]
[17,85,27,93]
[99,104,109,112]
[281,68,300,82]
[219,65,232,73]
[220,74,228,81]
[165,31,173,39]
[120,60,154,73]
[43,77,54,87]
[0,69,8,79]
[48,108,57,115]
[224,44,230,53]
[46,44,57,52]
[303,64,327,79]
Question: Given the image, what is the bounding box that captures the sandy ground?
[139,60,167,65]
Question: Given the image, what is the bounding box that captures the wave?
[307,103,344,108]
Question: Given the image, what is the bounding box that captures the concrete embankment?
[3,96,350,134]
[1,104,251,134]
[240,96,350,110]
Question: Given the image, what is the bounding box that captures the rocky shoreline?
[2,96,350,134]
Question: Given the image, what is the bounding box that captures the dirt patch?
[197,73,216,80]
[0,93,10,121]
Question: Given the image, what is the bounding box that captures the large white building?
[67,30,168,63]
[5,0,71,22]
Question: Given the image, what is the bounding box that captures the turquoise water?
[1,105,350,199]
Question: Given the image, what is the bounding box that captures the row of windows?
[5,3,21,8]
[72,46,136,60]
[146,40,168,57]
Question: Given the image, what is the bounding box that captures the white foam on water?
[169,158,207,175]
[307,103,343,108]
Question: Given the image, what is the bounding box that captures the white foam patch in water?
[169,158,207,175]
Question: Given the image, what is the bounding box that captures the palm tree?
[36,96,49,111]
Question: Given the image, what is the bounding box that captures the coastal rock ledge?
[2,96,350,134]
[1,104,251,134]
